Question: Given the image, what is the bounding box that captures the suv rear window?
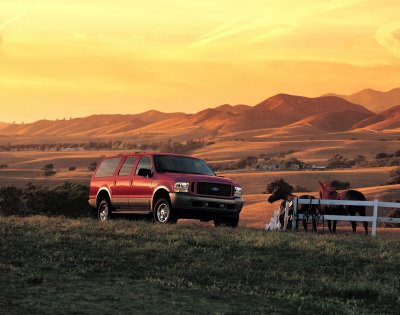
[95,157,121,177]
[118,156,137,176]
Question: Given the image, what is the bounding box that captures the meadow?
[1,216,399,315]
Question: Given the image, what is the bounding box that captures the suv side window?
[118,156,137,176]
[95,157,121,178]
[135,156,152,175]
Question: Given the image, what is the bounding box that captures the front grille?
[197,182,232,197]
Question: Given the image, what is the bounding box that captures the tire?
[153,198,176,224]
[214,215,239,227]
[98,199,112,221]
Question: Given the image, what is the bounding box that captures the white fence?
[275,198,400,237]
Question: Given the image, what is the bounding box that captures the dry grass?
[224,167,393,194]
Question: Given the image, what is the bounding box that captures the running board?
[112,209,152,215]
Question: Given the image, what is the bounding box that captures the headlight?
[174,182,190,193]
[234,186,242,197]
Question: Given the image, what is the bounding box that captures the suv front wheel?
[153,198,177,224]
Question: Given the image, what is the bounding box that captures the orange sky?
[1,0,400,122]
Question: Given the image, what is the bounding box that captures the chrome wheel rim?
[156,203,170,223]
[99,203,109,221]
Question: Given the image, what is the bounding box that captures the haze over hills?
[0,92,399,141]
[325,87,400,112]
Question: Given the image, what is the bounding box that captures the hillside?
[325,87,400,112]
[0,94,382,139]
[354,105,400,131]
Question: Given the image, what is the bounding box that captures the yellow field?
[224,167,393,194]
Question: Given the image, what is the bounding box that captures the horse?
[268,186,319,232]
[318,181,368,235]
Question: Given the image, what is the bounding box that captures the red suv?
[89,153,244,226]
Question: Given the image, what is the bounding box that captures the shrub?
[0,186,24,215]
[42,170,56,177]
[41,164,56,177]
[326,154,348,169]
[383,207,400,228]
[237,156,258,169]
[387,167,400,185]
[330,180,350,190]
[376,153,388,159]
[42,163,54,171]
[88,162,98,171]
[0,182,92,217]
[293,185,310,192]
[266,179,293,194]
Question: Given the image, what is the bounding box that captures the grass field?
[1,216,399,314]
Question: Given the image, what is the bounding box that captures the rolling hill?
[0,94,386,140]
[354,105,400,131]
[325,87,400,112]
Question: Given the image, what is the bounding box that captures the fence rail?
[277,198,400,237]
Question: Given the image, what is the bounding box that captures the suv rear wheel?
[98,199,112,221]
[153,198,177,224]
[214,215,239,227]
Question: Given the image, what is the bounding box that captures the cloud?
[191,0,366,47]
[0,11,27,45]
[376,21,400,58]
[0,11,26,31]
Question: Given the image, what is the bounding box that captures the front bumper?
[169,192,244,219]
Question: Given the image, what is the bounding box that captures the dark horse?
[268,187,318,232]
[319,181,368,235]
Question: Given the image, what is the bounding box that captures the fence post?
[283,201,289,230]
[292,197,298,231]
[273,211,278,229]
[372,199,378,237]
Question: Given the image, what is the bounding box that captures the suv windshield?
[154,155,215,176]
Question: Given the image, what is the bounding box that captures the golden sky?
[1,0,400,122]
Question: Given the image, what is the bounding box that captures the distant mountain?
[0,112,184,137]
[247,94,372,128]
[324,87,400,112]
[353,105,400,131]
[131,94,374,136]
[0,95,381,139]
[0,122,9,129]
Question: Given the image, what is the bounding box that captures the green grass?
[0,217,399,315]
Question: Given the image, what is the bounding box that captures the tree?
[266,179,294,194]
[330,180,350,190]
[88,162,98,171]
[237,156,258,169]
[376,152,388,159]
[41,164,56,177]
[326,154,348,169]
[42,164,54,171]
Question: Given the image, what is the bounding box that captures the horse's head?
[319,180,337,199]
[268,186,290,203]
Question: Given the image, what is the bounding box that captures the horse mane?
[322,181,336,193]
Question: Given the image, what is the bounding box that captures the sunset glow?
[1,0,400,122]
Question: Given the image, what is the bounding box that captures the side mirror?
[138,168,153,178]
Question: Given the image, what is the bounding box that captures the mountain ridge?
[0,93,398,139]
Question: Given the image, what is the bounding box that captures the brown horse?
[318,181,368,235]
[268,186,318,232]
